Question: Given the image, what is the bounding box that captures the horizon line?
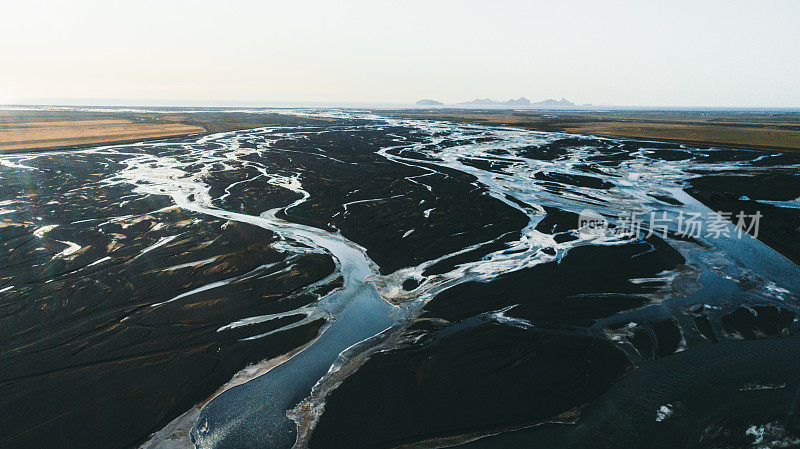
[2,98,800,111]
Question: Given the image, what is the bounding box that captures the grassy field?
[0,118,204,152]
[0,109,306,153]
[383,109,800,152]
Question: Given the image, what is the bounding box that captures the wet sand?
[686,173,800,267]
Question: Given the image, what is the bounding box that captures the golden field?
[386,109,800,152]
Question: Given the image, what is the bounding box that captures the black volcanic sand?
[425,238,682,325]
[0,118,543,449]
[310,321,631,449]
[303,136,800,448]
[459,334,800,449]
[0,128,339,447]
[309,234,800,448]
[261,127,530,274]
[308,236,688,448]
[686,173,800,266]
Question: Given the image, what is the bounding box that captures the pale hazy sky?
[2,0,799,107]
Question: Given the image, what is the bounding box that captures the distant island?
[415,97,583,109]
[416,99,444,106]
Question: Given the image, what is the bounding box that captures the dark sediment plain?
[1,109,800,449]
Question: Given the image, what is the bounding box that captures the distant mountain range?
[416,97,585,109]
[458,97,534,107]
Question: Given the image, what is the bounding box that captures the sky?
[1,0,799,107]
